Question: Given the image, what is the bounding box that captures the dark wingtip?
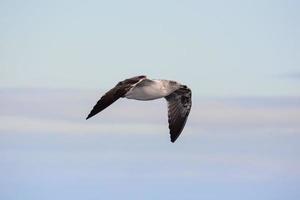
[170,136,176,143]
[170,131,180,143]
[86,114,92,120]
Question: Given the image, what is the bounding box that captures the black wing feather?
[165,86,192,142]
[86,75,146,119]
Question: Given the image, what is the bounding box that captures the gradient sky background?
[1,0,299,96]
[1,0,300,200]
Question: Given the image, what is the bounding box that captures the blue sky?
[1,0,299,96]
[1,90,300,200]
[1,0,300,200]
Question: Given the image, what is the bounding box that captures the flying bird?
[86,75,192,142]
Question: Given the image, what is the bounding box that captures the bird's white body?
[125,79,180,100]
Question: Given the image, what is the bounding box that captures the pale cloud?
[1,89,300,134]
[279,72,300,80]
[192,100,300,129]
[0,116,164,134]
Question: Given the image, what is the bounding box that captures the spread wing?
[165,86,192,143]
[86,75,146,120]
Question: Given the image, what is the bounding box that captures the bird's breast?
[125,83,167,100]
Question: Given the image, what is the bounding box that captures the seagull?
[86,75,192,142]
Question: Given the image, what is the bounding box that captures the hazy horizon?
[1,88,300,199]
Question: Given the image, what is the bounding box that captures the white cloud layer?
[1,89,299,134]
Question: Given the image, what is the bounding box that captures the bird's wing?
[165,86,192,142]
[86,75,146,119]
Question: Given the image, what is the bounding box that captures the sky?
[0,0,299,96]
[1,0,300,200]
[1,90,300,200]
